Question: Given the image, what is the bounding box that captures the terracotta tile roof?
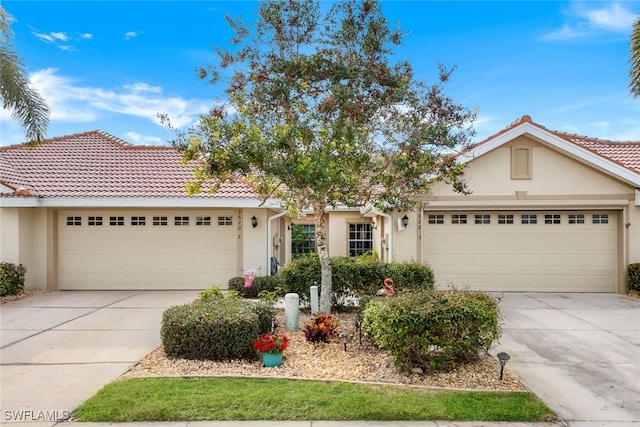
[0,130,257,199]
[473,115,640,175]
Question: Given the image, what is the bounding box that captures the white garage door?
[59,210,239,290]
[422,211,617,292]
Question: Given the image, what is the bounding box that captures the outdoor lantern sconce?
[251,215,258,228]
[497,352,510,380]
[402,214,409,227]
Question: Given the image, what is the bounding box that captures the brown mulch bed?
[122,309,526,391]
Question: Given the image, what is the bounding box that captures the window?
[474,214,490,224]
[174,216,189,226]
[196,216,211,226]
[131,216,146,226]
[66,216,81,226]
[348,223,373,257]
[88,216,103,226]
[217,216,233,226]
[153,216,168,226]
[544,214,561,224]
[451,214,467,224]
[292,224,316,256]
[521,214,537,224]
[498,214,514,224]
[593,214,609,224]
[568,214,585,224]
[428,214,444,224]
[109,216,124,226]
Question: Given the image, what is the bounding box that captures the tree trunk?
[313,203,332,314]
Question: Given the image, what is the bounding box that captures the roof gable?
[460,116,640,187]
[0,131,257,200]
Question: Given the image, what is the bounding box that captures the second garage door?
[59,209,239,290]
[422,211,617,292]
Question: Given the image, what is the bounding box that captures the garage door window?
[109,216,124,226]
[544,214,561,224]
[88,216,103,226]
[498,214,514,224]
[153,216,168,226]
[568,214,585,224]
[451,214,467,224]
[521,214,537,224]
[174,216,189,226]
[218,216,233,226]
[474,214,490,224]
[593,214,609,224]
[131,216,146,226]
[428,214,444,224]
[66,216,81,226]
[196,216,212,226]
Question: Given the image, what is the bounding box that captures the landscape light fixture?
[340,332,348,352]
[402,214,409,227]
[497,352,510,380]
[251,215,258,228]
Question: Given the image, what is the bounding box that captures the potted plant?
[253,333,289,367]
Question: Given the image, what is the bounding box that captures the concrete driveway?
[0,290,200,423]
[492,292,640,423]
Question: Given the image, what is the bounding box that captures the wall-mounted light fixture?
[251,215,258,228]
[371,219,377,230]
[401,214,409,228]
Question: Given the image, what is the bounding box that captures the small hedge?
[0,262,27,297]
[629,263,640,292]
[362,290,501,372]
[228,276,282,299]
[161,297,274,361]
[278,254,434,308]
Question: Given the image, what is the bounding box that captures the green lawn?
[73,377,554,422]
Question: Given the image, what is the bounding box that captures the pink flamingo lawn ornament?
[376,278,395,297]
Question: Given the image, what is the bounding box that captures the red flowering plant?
[253,333,289,354]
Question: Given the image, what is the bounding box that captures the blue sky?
[1,1,639,147]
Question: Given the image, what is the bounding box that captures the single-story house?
[1,115,638,293]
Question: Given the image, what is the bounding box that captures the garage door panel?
[59,210,239,290]
[423,211,617,292]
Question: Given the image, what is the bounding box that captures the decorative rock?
[411,367,424,375]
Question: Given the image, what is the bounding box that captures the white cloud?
[542,23,587,41]
[124,131,165,146]
[23,68,210,129]
[30,28,93,50]
[542,2,637,41]
[124,31,141,40]
[582,3,636,32]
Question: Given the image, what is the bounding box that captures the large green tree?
[630,15,640,97]
[165,0,475,313]
[0,6,49,144]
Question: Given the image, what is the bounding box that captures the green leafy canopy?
[162,0,476,213]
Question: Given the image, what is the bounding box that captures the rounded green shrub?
[161,298,274,360]
[0,262,27,297]
[362,290,501,372]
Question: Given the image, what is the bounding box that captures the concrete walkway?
[492,292,640,424]
[2,291,639,426]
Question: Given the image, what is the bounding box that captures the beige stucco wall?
[628,202,640,265]
[431,136,633,198]
[242,208,268,279]
[0,207,51,290]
